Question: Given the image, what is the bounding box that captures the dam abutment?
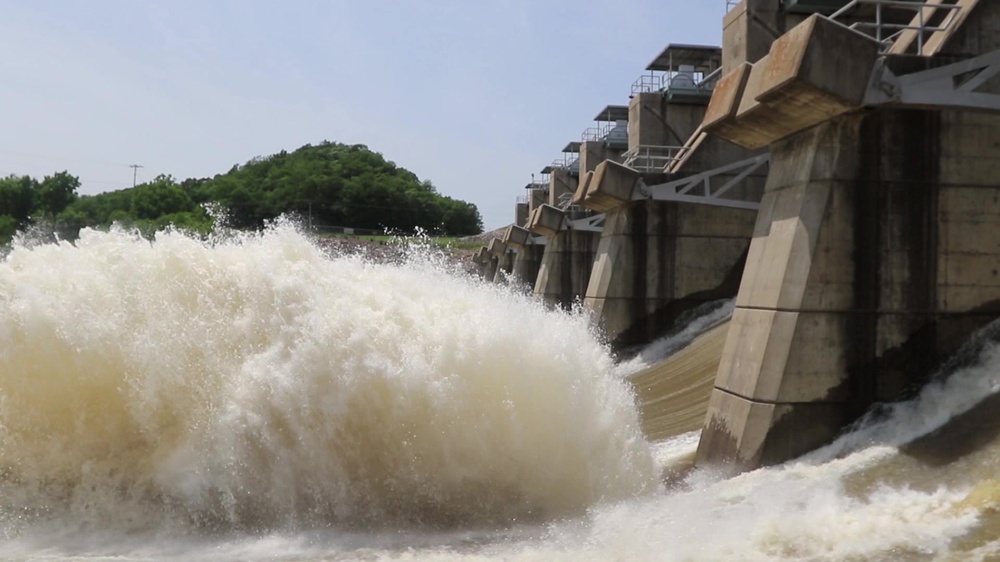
[699,2,1000,469]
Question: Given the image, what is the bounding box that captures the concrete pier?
[699,3,1000,470]
[487,238,512,284]
[504,224,544,290]
[581,44,765,348]
[527,204,599,309]
[585,197,758,348]
[533,228,600,309]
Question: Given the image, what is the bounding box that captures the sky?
[0,1,725,231]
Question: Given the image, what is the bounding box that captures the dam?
[6,1,1000,561]
[479,0,1000,472]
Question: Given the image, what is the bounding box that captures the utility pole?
[129,164,144,188]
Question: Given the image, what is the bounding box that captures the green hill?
[0,141,483,244]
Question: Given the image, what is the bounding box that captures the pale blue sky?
[0,1,725,230]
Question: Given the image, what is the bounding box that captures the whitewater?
[1,225,998,561]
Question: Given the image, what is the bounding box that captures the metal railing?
[726,0,741,13]
[516,195,529,205]
[549,156,580,171]
[630,69,722,97]
[829,0,964,55]
[622,145,686,172]
[581,124,629,148]
[581,123,615,142]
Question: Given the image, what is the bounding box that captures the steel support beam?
[634,154,769,211]
[864,49,1000,113]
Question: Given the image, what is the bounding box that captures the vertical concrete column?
[699,107,1000,469]
[548,168,579,207]
[722,0,788,75]
[533,230,600,310]
[493,250,515,284]
[628,94,705,151]
[585,200,756,349]
[515,202,529,227]
[511,244,545,290]
[698,117,866,470]
[579,141,625,176]
[482,256,499,283]
[697,0,1000,472]
[529,188,547,216]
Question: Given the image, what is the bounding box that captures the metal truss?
[525,233,548,246]
[864,49,1000,112]
[634,153,768,211]
[566,213,605,233]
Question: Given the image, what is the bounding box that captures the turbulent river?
[1,225,999,561]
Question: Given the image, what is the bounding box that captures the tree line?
[0,141,483,245]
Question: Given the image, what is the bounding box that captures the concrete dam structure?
[478,0,1000,474]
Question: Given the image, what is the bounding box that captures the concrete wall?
[582,94,766,348]
[534,230,600,309]
[698,0,1000,471]
[628,93,705,149]
[548,168,579,207]
[493,250,515,284]
[511,245,544,291]
[584,200,757,348]
[529,188,547,216]
[698,106,1000,470]
[580,140,624,175]
[515,202,529,227]
[722,0,808,75]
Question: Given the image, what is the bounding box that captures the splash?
[0,225,656,535]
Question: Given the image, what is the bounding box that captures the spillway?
[1,226,999,561]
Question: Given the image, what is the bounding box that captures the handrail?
[622,144,686,173]
[630,69,720,97]
[696,66,723,88]
[829,0,964,55]
[631,73,667,96]
[582,122,628,145]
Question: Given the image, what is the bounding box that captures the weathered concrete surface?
[528,188,547,216]
[572,171,594,206]
[548,168,578,207]
[584,199,758,348]
[711,14,879,149]
[702,63,753,142]
[526,204,566,238]
[723,0,780,75]
[723,0,810,75]
[493,247,514,284]
[583,87,766,348]
[511,244,544,290]
[579,141,625,176]
[515,202,529,227]
[534,230,600,309]
[471,247,489,279]
[503,224,531,248]
[583,160,641,212]
[504,225,544,289]
[487,238,507,258]
[698,101,1000,470]
[482,254,499,283]
[628,92,705,150]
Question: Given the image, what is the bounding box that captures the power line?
[129,164,144,188]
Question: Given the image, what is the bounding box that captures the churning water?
[1,225,999,561]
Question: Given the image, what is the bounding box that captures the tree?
[36,171,80,216]
[130,175,195,220]
[0,175,37,226]
[2,141,484,244]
